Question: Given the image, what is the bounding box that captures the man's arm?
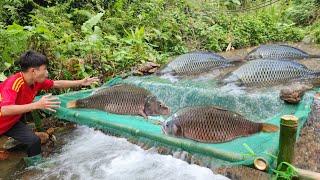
[53,77,99,89]
[0,94,60,116]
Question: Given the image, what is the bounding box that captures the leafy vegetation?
[272,162,299,180]
[241,143,299,179]
[0,0,319,83]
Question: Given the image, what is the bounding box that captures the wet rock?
[132,62,160,76]
[173,151,181,158]
[0,150,9,160]
[157,147,170,155]
[190,154,202,165]
[180,151,188,161]
[280,84,313,104]
[293,93,320,172]
[35,132,50,144]
[46,128,55,136]
[3,138,22,150]
[50,135,57,142]
[214,166,272,180]
[302,36,314,44]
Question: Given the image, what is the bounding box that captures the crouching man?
[0,50,98,166]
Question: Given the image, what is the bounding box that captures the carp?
[162,106,278,143]
[222,59,320,87]
[67,84,170,118]
[157,51,232,76]
[245,44,320,60]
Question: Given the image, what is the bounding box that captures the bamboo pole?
[276,115,320,179]
[277,115,298,171]
[296,168,320,180]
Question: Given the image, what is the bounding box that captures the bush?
[285,0,319,26]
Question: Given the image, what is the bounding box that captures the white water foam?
[28,126,229,180]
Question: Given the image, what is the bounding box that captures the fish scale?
[162,106,276,143]
[245,44,320,60]
[223,59,319,87]
[158,51,232,76]
[68,84,170,117]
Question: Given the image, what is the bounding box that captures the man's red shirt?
[0,72,53,135]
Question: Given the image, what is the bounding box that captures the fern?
[81,12,104,34]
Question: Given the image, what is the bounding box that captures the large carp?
[157,51,233,76]
[162,106,278,143]
[67,84,170,118]
[222,59,320,87]
[245,44,320,60]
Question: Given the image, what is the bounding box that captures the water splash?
[25,127,228,180]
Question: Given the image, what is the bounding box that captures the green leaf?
[81,12,104,34]
[264,152,278,159]
[0,72,7,81]
[242,143,256,156]
[232,0,241,5]
[7,23,24,31]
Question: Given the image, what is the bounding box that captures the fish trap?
[42,75,318,170]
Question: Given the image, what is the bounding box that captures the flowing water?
[13,126,228,180]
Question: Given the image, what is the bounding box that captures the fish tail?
[306,71,320,85]
[261,123,279,132]
[309,54,320,58]
[67,100,77,108]
[310,71,320,77]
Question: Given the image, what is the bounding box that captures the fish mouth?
[161,107,171,115]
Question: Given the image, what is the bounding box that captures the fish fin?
[66,101,77,108]
[309,54,320,58]
[227,57,246,64]
[310,71,320,77]
[173,124,182,136]
[244,46,260,60]
[261,123,279,132]
[139,110,148,119]
[278,44,308,54]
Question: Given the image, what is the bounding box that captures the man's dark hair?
[19,50,48,72]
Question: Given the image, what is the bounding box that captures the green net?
[47,75,317,168]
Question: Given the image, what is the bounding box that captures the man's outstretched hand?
[35,94,61,112]
[80,77,99,86]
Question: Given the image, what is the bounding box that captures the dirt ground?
[293,94,320,172]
